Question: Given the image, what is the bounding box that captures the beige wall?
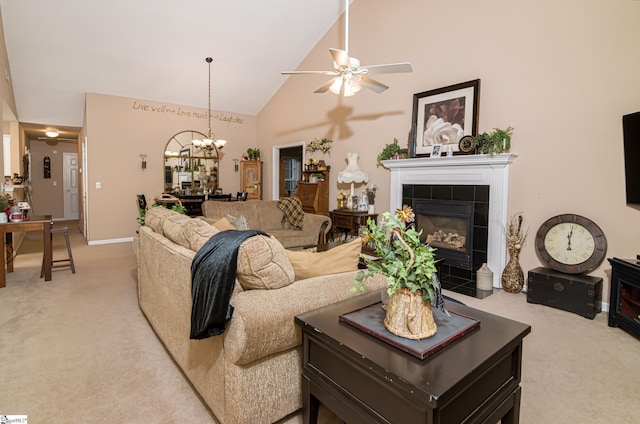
[84,93,257,241]
[29,140,78,217]
[258,0,640,300]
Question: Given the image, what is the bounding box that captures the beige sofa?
[201,199,330,248]
[134,207,385,424]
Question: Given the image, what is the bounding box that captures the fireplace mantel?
[382,153,518,288]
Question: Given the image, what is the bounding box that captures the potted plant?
[475,126,514,156]
[377,138,409,164]
[246,148,261,160]
[353,205,447,339]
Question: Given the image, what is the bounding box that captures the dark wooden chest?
[527,267,602,319]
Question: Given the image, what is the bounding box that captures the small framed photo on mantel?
[431,144,442,157]
[411,79,480,157]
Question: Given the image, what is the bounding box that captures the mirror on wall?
[164,130,219,194]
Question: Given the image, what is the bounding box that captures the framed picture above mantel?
[411,79,480,157]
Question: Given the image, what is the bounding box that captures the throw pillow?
[212,216,236,231]
[285,237,362,281]
[225,214,249,231]
[236,235,294,290]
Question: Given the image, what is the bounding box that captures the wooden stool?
[41,227,76,277]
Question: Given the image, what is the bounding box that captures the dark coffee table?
[295,291,531,424]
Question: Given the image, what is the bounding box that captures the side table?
[295,291,531,424]
[329,209,377,239]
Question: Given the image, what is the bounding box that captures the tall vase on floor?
[501,214,527,293]
[502,245,524,293]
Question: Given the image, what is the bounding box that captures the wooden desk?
[296,291,531,424]
[0,215,53,288]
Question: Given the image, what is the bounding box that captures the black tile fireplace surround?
[402,184,491,298]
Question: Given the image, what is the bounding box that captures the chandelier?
[193,57,227,154]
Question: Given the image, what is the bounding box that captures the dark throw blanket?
[190,230,267,339]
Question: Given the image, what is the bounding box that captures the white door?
[63,152,79,219]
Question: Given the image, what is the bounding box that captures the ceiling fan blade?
[282,70,340,76]
[361,62,413,74]
[314,78,339,94]
[329,48,351,68]
[360,76,389,93]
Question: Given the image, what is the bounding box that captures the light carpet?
[0,224,639,423]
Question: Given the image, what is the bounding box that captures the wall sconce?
[233,158,239,172]
[140,154,147,170]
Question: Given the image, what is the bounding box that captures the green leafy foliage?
[475,126,514,156]
[137,201,186,226]
[377,138,409,163]
[353,208,439,303]
[246,148,261,160]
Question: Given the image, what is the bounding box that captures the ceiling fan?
[282,0,412,96]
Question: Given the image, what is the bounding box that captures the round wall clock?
[534,214,607,274]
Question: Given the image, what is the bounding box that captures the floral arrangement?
[304,158,319,166]
[0,193,13,211]
[306,138,332,154]
[353,205,441,304]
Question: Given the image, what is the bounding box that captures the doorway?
[63,152,79,219]
[271,142,304,199]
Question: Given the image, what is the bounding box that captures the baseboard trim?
[88,237,134,246]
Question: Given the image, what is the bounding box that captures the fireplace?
[414,199,474,269]
[383,154,517,295]
[407,186,489,294]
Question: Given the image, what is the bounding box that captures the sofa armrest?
[223,271,386,365]
[302,213,331,244]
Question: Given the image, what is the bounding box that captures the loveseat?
[134,207,385,424]
[201,199,330,248]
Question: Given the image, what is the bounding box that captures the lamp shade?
[337,152,368,184]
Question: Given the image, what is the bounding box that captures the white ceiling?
[1,0,349,129]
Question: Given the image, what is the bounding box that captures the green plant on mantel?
[475,126,514,156]
[377,138,409,164]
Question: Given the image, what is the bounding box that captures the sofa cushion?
[212,216,235,231]
[225,214,249,231]
[144,206,176,234]
[201,200,261,228]
[163,215,208,250]
[255,201,286,230]
[187,219,221,251]
[236,235,295,290]
[285,237,362,281]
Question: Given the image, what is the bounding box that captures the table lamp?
[337,152,369,198]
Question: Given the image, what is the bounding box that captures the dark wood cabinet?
[608,257,640,337]
[297,167,330,216]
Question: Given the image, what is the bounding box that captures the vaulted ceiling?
[1,0,349,133]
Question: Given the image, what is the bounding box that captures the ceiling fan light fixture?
[329,78,343,95]
[344,79,361,97]
[45,129,59,138]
